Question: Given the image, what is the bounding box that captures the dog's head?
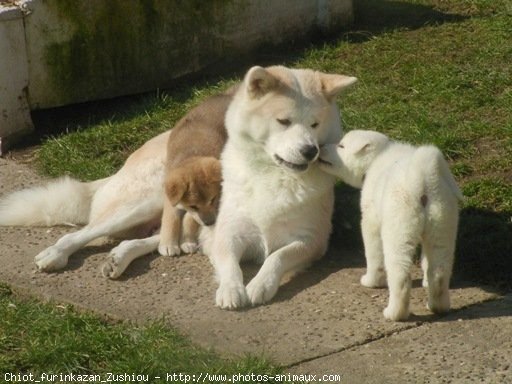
[165,157,222,226]
[226,66,357,172]
[319,130,390,188]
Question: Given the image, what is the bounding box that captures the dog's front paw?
[216,282,248,310]
[158,242,181,257]
[180,242,199,254]
[101,243,130,279]
[34,247,68,272]
[246,273,280,306]
[360,272,387,288]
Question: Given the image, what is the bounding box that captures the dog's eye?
[338,144,344,149]
[189,205,198,211]
[277,118,291,127]
[311,122,319,128]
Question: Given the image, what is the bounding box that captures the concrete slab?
[289,295,512,383]
[0,156,501,369]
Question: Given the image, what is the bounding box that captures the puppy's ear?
[320,74,357,101]
[245,66,279,99]
[165,174,188,206]
[209,159,222,183]
[355,143,372,154]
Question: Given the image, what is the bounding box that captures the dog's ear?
[245,66,279,99]
[348,130,389,155]
[354,143,372,154]
[209,159,222,183]
[165,173,188,206]
[320,74,357,101]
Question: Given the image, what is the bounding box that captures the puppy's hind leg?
[381,227,417,321]
[35,198,162,272]
[360,215,387,288]
[423,242,453,315]
[423,201,458,314]
[102,234,160,279]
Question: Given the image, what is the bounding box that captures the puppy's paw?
[158,242,181,257]
[383,304,410,321]
[246,273,280,306]
[361,272,387,288]
[34,247,68,272]
[216,282,248,310]
[180,242,199,254]
[427,295,450,314]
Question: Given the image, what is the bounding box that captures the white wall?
[0,0,353,153]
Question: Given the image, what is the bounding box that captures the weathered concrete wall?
[24,0,353,109]
[0,0,353,152]
[0,5,33,154]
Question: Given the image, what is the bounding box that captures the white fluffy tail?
[0,176,109,226]
[408,146,463,202]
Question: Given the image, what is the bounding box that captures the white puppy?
[205,65,357,309]
[320,130,462,321]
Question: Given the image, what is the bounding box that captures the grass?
[0,284,283,382]
[4,0,512,379]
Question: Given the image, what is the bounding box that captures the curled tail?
[0,176,110,226]
[408,145,463,202]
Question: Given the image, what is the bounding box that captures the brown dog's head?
[165,157,222,226]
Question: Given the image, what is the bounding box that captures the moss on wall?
[43,0,234,103]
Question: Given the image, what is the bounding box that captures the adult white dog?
[205,66,357,309]
[319,130,462,321]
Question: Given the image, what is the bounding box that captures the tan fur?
[3,87,234,276]
[158,90,233,256]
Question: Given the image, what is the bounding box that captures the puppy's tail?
[0,176,110,226]
[408,146,463,202]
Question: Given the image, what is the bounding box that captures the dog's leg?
[381,232,416,321]
[101,234,160,279]
[246,240,319,306]
[35,199,161,272]
[212,240,248,309]
[158,198,184,256]
[180,213,200,254]
[360,215,387,288]
[421,253,429,288]
[422,241,454,315]
[212,218,262,309]
[424,202,458,314]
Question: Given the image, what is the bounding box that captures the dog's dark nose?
[300,144,319,161]
[203,217,216,226]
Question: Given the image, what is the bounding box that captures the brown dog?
[158,89,234,256]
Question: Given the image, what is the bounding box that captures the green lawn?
[0,284,282,382]
[3,0,511,380]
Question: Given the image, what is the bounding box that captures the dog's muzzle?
[274,154,309,172]
[274,144,319,172]
[299,144,319,162]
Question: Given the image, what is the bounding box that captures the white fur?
[0,176,106,226]
[102,235,160,279]
[207,66,357,309]
[0,131,169,274]
[320,130,462,321]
